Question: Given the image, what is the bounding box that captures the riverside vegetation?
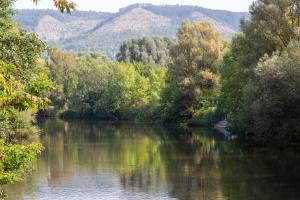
[1,0,300,196]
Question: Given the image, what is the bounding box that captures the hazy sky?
[14,0,255,12]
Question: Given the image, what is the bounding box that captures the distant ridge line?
[14,4,249,58]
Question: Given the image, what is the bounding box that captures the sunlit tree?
[167,21,223,120]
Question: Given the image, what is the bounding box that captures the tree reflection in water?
[3,119,300,200]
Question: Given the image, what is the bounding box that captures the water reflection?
[4,119,300,200]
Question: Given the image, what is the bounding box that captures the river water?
[4,119,300,200]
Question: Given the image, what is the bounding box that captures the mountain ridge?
[14,4,250,58]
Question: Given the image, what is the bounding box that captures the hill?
[14,4,249,59]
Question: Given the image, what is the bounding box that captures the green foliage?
[117,37,174,65]
[46,50,167,121]
[0,0,54,111]
[0,109,40,144]
[219,0,300,146]
[232,0,300,68]
[218,52,245,131]
[48,21,224,124]
[240,41,300,145]
[69,53,109,112]
[46,48,78,109]
[0,0,53,188]
[96,62,150,120]
[0,140,43,185]
[0,2,43,66]
[165,21,223,121]
[189,89,222,127]
[0,61,53,111]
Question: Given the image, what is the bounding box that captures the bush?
[240,41,300,145]
[0,140,43,185]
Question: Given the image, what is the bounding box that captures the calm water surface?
[4,119,300,200]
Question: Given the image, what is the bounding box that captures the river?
[4,119,300,200]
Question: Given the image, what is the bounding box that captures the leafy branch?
[32,0,77,13]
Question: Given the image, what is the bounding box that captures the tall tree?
[220,0,300,145]
[232,0,300,68]
[167,21,223,120]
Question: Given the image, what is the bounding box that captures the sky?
[14,0,255,12]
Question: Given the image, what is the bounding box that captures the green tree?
[117,37,174,66]
[70,53,109,114]
[232,0,300,68]
[0,0,53,189]
[240,40,300,145]
[97,62,150,120]
[45,50,167,121]
[218,51,245,131]
[46,48,77,110]
[166,21,222,121]
[220,0,300,143]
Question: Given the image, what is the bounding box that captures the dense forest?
[1,0,300,197]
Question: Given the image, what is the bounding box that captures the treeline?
[44,22,222,126]
[45,49,166,121]
[46,0,300,146]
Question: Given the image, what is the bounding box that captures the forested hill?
[14,4,249,58]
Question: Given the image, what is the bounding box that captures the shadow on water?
[3,119,300,200]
